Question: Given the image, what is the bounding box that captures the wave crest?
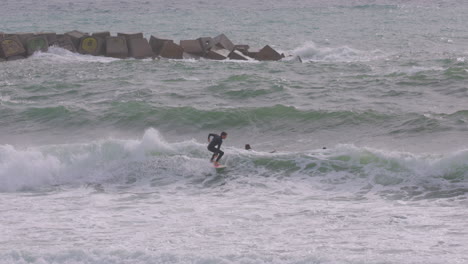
[0,129,467,199]
[291,42,386,62]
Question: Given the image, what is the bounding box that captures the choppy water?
[1,1,468,263]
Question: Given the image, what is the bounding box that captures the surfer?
[207,132,227,167]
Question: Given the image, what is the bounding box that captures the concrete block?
[5,33,34,47]
[180,39,204,55]
[65,30,88,50]
[213,34,235,52]
[228,50,251,61]
[198,37,215,53]
[255,45,283,61]
[106,36,128,58]
[127,37,153,59]
[26,36,49,55]
[159,41,183,59]
[37,32,57,46]
[180,37,216,55]
[92,31,111,38]
[117,32,144,43]
[54,35,76,52]
[234,44,250,53]
[7,55,26,61]
[91,34,109,55]
[0,35,26,58]
[205,48,230,60]
[78,36,104,56]
[149,36,173,56]
[244,50,259,58]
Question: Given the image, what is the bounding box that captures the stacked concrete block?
[0,30,291,63]
[26,35,49,55]
[37,32,57,46]
[65,30,88,50]
[243,50,259,58]
[117,32,144,43]
[78,36,104,56]
[6,33,34,48]
[106,36,128,58]
[180,37,218,56]
[206,48,230,60]
[180,39,204,55]
[54,35,76,52]
[149,36,173,56]
[234,44,250,53]
[127,37,153,59]
[159,41,184,59]
[0,35,26,59]
[213,34,234,52]
[255,45,283,61]
[92,32,111,39]
[91,32,110,55]
[228,50,251,61]
[198,37,215,54]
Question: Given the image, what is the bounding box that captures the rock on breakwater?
[0,30,287,62]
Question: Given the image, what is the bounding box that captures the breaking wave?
[0,128,466,200]
[291,42,387,62]
[30,46,121,64]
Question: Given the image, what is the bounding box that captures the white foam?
[30,46,121,64]
[0,144,62,192]
[1,130,466,195]
[390,65,446,75]
[0,250,332,264]
[291,41,386,62]
[0,128,212,192]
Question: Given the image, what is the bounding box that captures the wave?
[350,4,399,10]
[0,128,466,200]
[5,104,468,136]
[30,46,121,64]
[0,250,339,264]
[29,46,260,65]
[3,104,395,136]
[290,42,387,62]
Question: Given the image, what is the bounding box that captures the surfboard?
[214,164,227,169]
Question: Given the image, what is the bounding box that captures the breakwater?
[0,31,285,62]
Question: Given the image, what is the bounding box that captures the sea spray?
[290,41,387,62]
[1,129,466,200]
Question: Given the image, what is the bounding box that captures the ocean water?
[1,0,468,263]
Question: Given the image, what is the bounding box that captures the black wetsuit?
[207,133,224,162]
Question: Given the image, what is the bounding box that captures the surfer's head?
[221,131,228,139]
[245,144,251,150]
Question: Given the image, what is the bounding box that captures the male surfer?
[207,132,227,167]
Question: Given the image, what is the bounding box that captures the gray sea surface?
[1,1,468,263]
